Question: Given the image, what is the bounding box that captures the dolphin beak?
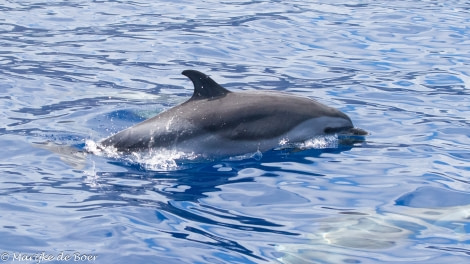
[340,127,368,136]
[337,127,368,145]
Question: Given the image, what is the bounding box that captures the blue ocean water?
[1,0,469,263]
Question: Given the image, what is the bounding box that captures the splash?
[85,140,198,171]
[274,135,340,152]
[298,135,339,149]
[130,149,198,171]
[83,160,101,188]
[84,133,355,171]
[85,139,119,158]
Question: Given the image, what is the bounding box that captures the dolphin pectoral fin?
[182,70,231,100]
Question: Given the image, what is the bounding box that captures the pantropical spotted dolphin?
[100,70,366,157]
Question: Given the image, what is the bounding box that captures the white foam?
[299,135,339,149]
[83,160,101,188]
[130,149,198,171]
[85,139,199,171]
[84,134,343,171]
[85,139,119,158]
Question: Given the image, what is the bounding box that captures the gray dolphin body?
[101,70,366,157]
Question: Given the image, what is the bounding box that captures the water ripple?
[1,0,470,263]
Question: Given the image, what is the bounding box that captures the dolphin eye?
[324,127,335,133]
[324,127,344,134]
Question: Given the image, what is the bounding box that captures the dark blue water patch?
[395,186,470,208]
[82,167,247,203]
[104,109,147,123]
[449,151,470,162]
[393,80,414,87]
[89,108,163,137]
[427,246,470,256]
[179,225,265,261]
[160,201,297,236]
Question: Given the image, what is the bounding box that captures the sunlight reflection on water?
[0,0,469,263]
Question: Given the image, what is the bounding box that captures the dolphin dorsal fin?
[182,70,231,100]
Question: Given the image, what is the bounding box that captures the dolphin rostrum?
[100,70,366,157]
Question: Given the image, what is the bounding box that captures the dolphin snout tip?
[337,127,368,145]
[335,126,368,137]
[346,127,368,136]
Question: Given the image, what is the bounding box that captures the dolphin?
[100,70,366,157]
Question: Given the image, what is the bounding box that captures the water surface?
[1,1,469,263]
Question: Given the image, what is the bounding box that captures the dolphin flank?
[100,70,366,157]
